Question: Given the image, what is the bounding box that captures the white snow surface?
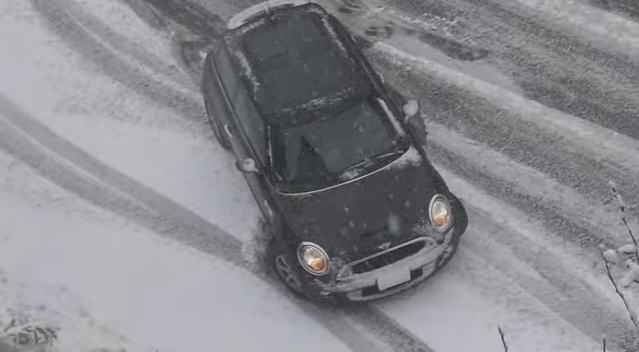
[619,244,638,255]
[424,121,630,245]
[513,0,639,58]
[604,249,621,265]
[603,249,619,264]
[620,262,639,288]
[373,40,639,179]
[0,0,261,242]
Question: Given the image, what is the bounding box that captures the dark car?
[200,0,468,302]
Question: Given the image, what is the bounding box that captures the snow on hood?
[338,166,365,182]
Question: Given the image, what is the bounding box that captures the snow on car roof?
[224,3,371,126]
[227,0,311,30]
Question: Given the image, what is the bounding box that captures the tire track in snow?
[457,0,639,140]
[0,85,435,352]
[371,42,639,180]
[601,0,639,19]
[136,0,227,37]
[440,167,639,351]
[51,0,438,349]
[332,3,639,215]
[360,40,639,348]
[134,0,228,82]
[31,0,632,346]
[0,94,400,352]
[371,0,639,141]
[31,0,204,129]
[427,122,623,247]
[122,0,639,349]
[36,0,624,350]
[346,306,435,352]
[331,9,639,348]
[368,43,639,239]
[38,0,639,340]
[54,0,194,89]
[513,0,639,57]
[0,94,244,268]
[367,48,612,247]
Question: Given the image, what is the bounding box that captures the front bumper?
[311,223,462,302]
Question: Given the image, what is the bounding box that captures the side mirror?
[235,158,258,173]
[402,100,419,118]
[403,100,427,145]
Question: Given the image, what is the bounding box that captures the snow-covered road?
[1,0,638,351]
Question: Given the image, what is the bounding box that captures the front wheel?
[274,253,305,295]
[270,240,331,302]
[271,240,306,297]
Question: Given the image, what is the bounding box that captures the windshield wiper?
[371,149,404,160]
[341,148,405,176]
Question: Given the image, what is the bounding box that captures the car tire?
[270,240,307,297]
[269,239,333,303]
[204,100,231,151]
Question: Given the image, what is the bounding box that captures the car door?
[227,82,278,223]
[211,46,276,223]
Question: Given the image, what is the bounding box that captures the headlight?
[429,194,452,232]
[297,242,329,276]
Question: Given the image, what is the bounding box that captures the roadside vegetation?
[498,181,639,351]
[600,182,639,332]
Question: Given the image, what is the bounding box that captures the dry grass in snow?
[600,182,639,332]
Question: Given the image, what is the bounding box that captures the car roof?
[226,0,312,30]
[223,3,372,127]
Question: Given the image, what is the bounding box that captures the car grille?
[350,239,426,274]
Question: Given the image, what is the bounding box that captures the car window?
[232,84,267,165]
[214,46,239,97]
[271,93,406,192]
[240,12,367,116]
[282,102,394,175]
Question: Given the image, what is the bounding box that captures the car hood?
[272,147,449,262]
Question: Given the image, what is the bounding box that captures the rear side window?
[214,46,267,165]
[232,84,267,165]
[214,47,239,96]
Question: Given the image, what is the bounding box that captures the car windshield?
[270,93,407,193]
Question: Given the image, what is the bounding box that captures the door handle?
[223,124,233,138]
[264,200,274,218]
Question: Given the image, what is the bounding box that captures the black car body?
[200,0,468,302]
